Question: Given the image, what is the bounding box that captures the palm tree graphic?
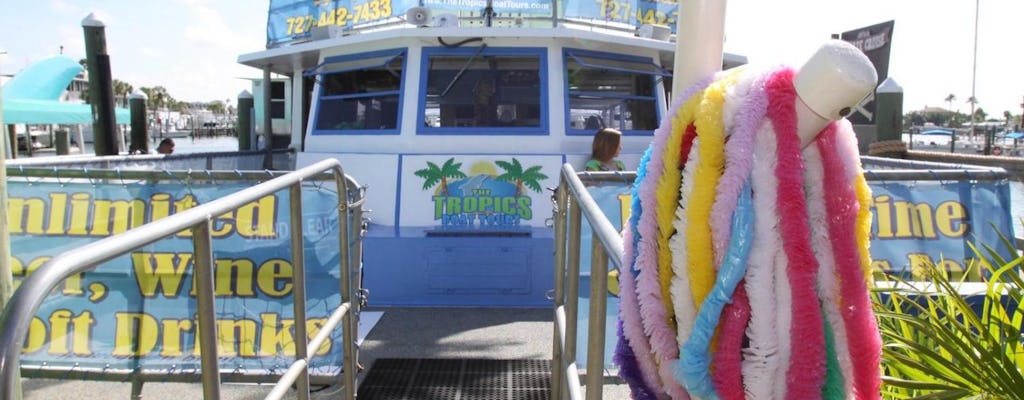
[414,158,466,196]
[495,158,548,197]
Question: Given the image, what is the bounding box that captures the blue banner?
[266,0,676,47]
[576,178,1017,367]
[562,0,679,30]
[869,180,1015,278]
[9,181,348,375]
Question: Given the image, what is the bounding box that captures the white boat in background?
[237,0,745,306]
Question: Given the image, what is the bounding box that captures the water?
[1011,181,1023,234]
[68,136,241,155]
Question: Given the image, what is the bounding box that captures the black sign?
[836,20,895,125]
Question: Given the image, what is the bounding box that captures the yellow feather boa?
[686,71,739,308]
[654,91,703,326]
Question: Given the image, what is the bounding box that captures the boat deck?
[19,307,629,399]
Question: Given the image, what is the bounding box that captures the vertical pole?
[82,13,119,156]
[565,196,582,373]
[671,0,727,98]
[969,0,979,144]
[192,221,222,400]
[75,125,85,154]
[263,66,273,169]
[0,83,23,400]
[333,168,356,400]
[550,174,568,398]
[289,184,311,400]
[5,125,15,159]
[237,90,254,151]
[129,90,149,154]
[585,234,608,400]
[55,129,70,155]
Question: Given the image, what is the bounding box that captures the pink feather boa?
[816,121,883,399]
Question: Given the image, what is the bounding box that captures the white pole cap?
[795,39,877,120]
[82,12,105,27]
[793,39,878,146]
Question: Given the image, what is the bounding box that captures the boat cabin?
[238,1,745,306]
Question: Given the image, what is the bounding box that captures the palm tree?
[414,158,466,196]
[495,158,548,197]
[944,93,956,111]
[112,79,133,107]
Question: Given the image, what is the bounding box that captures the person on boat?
[157,138,175,154]
[584,127,625,171]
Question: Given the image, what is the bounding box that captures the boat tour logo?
[415,157,547,229]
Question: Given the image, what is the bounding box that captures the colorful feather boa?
[627,77,713,399]
[678,67,770,400]
[617,65,881,400]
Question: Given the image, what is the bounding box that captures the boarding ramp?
[550,157,1022,399]
[0,158,365,400]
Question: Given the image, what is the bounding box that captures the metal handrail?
[0,158,361,400]
[551,165,631,400]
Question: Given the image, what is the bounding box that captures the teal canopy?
[1,55,131,125]
[3,98,130,124]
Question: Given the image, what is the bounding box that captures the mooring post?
[129,89,149,154]
[82,12,119,156]
[237,90,254,151]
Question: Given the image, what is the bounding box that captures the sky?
[1,0,1023,117]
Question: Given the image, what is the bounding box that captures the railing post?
[585,235,609,400]
[289,183,311,399]
[566,191,583,369]
[551,173,569,399]
[192,220,222,400]
[335,169,357,400]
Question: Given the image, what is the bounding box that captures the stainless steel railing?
[0,158,363,400]
[551,165,635,400]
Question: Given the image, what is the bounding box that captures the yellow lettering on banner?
[906,253,967,280]
[44,310,94,356]
[161,319,193,357]
[934,200,967,237]
[873,195,968,240]
[71,311,95,355]
[8,196,45,234]
[173,195,199,238]
[307,318,331,355]
[68,193,91,236]
[113,313,159,357]
[46,193,68,234]
[218,319,259,357]
[132,252,193,298]
[618,193,632,228]
[23,317,47,353]
[215,258,257,297]
[257,259,293,297]
[10,256,84,295]
[235,195,278,239]
[90,198,146,235]
[259,313,296,356]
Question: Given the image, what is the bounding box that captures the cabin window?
[564,49,668,136]
[310,48,405,135]
[419,47,546,135]
[270,81,286,119]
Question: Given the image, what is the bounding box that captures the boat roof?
[238,23,746,76]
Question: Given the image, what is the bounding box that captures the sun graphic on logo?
[468,161,498,177]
